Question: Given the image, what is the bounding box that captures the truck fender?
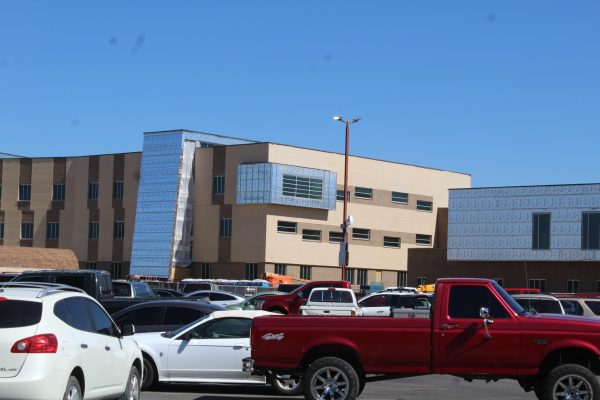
[543,339,600,359]
[300,336,363,369]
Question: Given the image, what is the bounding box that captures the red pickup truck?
[255,280,351,314]
[246,278,600,400]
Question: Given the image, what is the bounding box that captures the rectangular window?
[582,212,600,250]
[275,264,287,275]
[352,228,370,240]
[354,187,372,199]
[300,265,312,280]
[567,280,579,294]
[46,222,60,239]
[19,184,31,201]
[200,262,212,279]
[86,261,97,270]
[302,229,321,241]
[111,262,122,279]
[0,222,4,239]
[277,221,297,233]
[336,190,349,202]
[245,263,258,280]
[89,222,99,240]
[88,182,99,200]
[114,221,124,239]
[416,234,432,245]
[213,176,225,195]
[52,183,65,201]
[220,218,232,238]
[113,181,124,199]
[21,222,33,239]
[357,269,368,286]
[416,200,433,212]
[282,174,323,200]
[345,268,355,284]
[329,231,343,243]
[532,213,551,250]
[529,279,546,293]
[383,236,400,248]
[416,277,427,286]
[397,271,407,287]
[392,191,408,204]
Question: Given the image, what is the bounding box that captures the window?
[383,236,400,248]
[584,301,600,316]
[113,306,162,327]
[397,271,407,287]
[329,231,343,243]
[275,264,287,275]
[111,262,122,279]
[163,307,206,325]
[0,300,42,328]
[302,229,321,241]
[87,300,116,336]
[416,234,432,245]
[352,228,370,240]
[51,183,65,201]
[532,213,551,250]
[200,262,212,279]
[354,187,372,199]
[19,184,31,201]
[220,218,232,238]
[561,300,584,316]
[345,268,355,284]
[300,265,312,280]
[277,221,297,233]
[309,289,354,303]
[245,263,258,280]
[46,222,60,239]
[282,174,323,200]
[113,181,124,199]
[64,297,95,332]
[416,277,427,286]
[213,176,225,195]
[86,261,97,270]
[416,200,433,212]
[190,317,252,339]
[357,269,368,286]
[582,212,600,250]
[89,222,99,240]
[88,182,99,200]
[336,190,349,202]
[448,286,508,319]
[114,221,124,239]
[361,294,391,308]
[392,191,408,204]
[0,222,4,239]
[567,280,579,294]
[529,279,546,293]
[21,222,33,239]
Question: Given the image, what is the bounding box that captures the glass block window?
[113,181,124,199]
[21,222,33,239]
[529,279,546,293]
[352,228,370,240]
[300,265,312,280]
[275,264,287,275]
[345,268,355,284]
[220,218,232,238]
[383,236,400,248]
[52,184,65,201]
[302,229,321,241]
[283,174,323,200]
[329,231,343,243]
[416,200,433,212]
[355,187,372,199]
[392,192,408,204]
[582,212,600,250]
[213,176,225,195]
[88,182,99,200]
[336,190,349,202]
[357,269,368,286]
[19,184,31,201]
[532,213,551,250]
[277,221,297,233]
[89,222,99,240]
[416,234,432,245]
[245,263,258,280]
[112,262,122,279]
[114,221,125,239]
[397,271,407,287]
[46,222,60,239]
[568,280,579,294]
[200,262,212,279]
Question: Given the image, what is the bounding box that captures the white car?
[0,282,143,400]
[183,290,245,306]
[512,294,566,314]
[135,310,302,395]
[300,287,360,316]
[358,291,432,317]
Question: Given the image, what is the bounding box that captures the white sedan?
[134,310,301,395]
[183,290,245,306]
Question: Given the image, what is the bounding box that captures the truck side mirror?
[479,307,493,339]
[479,307,490,319]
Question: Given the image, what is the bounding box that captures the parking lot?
[144,375,536,400]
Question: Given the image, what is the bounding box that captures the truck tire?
[269,372,303,395]
[303,357,360,400]
[541,364,600,400]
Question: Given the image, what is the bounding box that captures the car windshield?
[163,314,210,338]
[493,282,526,315]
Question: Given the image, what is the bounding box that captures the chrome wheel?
[553,374,593,400]
[127,372,140,400]
[310,365,350,400]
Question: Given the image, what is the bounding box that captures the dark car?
[112,300,226,333]
[154,288,184,298]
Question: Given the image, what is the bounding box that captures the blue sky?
[1,1,598,187]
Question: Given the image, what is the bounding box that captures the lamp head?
[333,116,344,122]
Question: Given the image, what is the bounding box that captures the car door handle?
[377,310,385,313]
[441,323,459,330]
[233,344,244,350]
[80,343,88,349]
[105,345,111,351]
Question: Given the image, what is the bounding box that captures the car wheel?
[303,357,359,400]
[63,375,82,400]
[541,363,600,400]
[269,372,303,396]
[118,366,141,400]
[142,355,157,390]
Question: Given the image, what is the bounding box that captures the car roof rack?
[0,281,86,297]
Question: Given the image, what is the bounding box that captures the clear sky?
[1,1,598,188]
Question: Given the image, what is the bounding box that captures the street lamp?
[333,115,361,281]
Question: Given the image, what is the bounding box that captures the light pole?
[333,116,361,281]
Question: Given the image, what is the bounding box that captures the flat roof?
[450,182,600,191]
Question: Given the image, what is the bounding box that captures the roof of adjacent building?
[0,246,79,272]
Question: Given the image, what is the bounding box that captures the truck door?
[436,284,520,375]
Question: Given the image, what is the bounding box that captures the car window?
[309,290,353,303]
[54,299,70,324]
[560,300,584,316]
[359,294,390,307]
[114,306,163,326]
[209,292,234,301]
[190,317,252,339]
[515,299,562,314]
[55,276,87,291]
[415,297,431,309]
[584,301,600,315]
[15,275,46,282]
[113,282,132,297]
[0,299,42,328]
[98,275,112,297]
[133,282,155,297]
[86,299,116,336]
[449,286,508,319]
[65,297,95,332]
[163,307,206,325]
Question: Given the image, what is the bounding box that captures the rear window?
[309,290,353,303]
[0,299,42,328]
[516,299,563,314]
[585,301,600,315]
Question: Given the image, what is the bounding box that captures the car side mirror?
[120,323,135,337]
[479,307,493,340]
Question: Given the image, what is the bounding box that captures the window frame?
[300,265,312,280]
[582,212,600,250]
[416,234,432,245]
[354,187,373,200]
[46,222,60,239]
[212,176,225,195]
[52,183,65,201]
[21,222,33,239]
[277,221,297,234]
[112,181,124,199]
[416,200,433,212]
[114,220,125,239]
[383,236,400,248]
[19,184,31,201]
[88,182,99,200]
[391,191,408,204]
[220,218,232,238]
[532,212,551,250]
[282,174,323,200]
[302,229,321,242]
[89,222,99,240]
[352,228,370,241]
